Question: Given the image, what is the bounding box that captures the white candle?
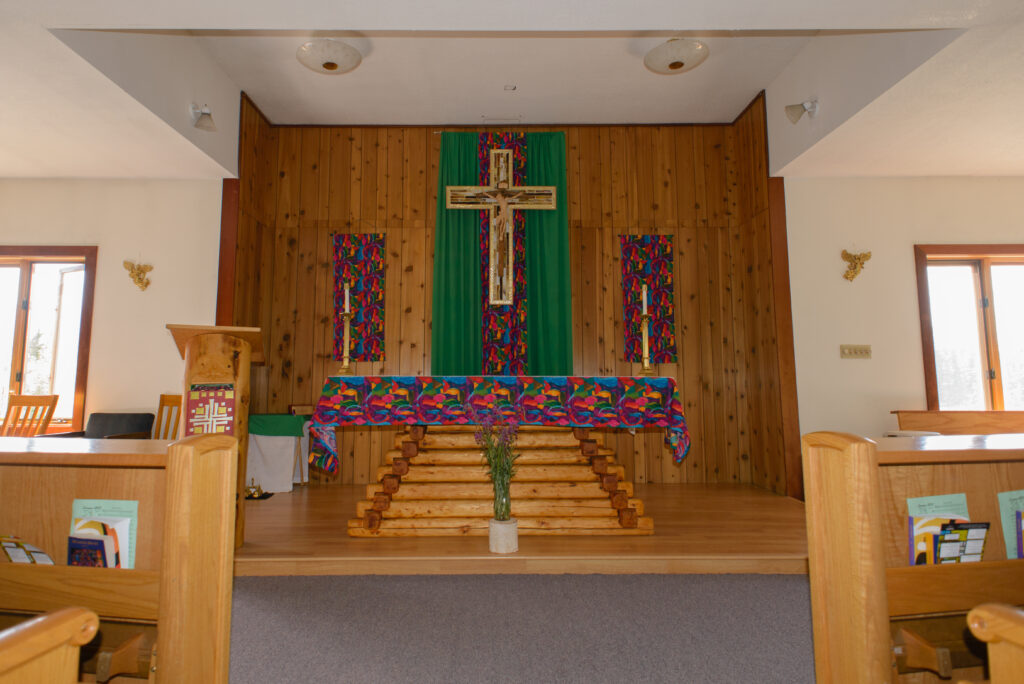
[641,284,648,316]
[344,282,351,313]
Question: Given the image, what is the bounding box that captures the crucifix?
[446,149,556,305]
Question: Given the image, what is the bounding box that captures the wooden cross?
[446,149,556,305]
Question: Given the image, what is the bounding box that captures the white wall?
[0,17,234,178]
[775,22,1024,177]
[766,29,960,175]
[0,179,222,414]
[52,29,240,176]
[786,177,1024,438]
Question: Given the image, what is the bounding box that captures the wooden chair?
[154,394,182,440]
[0,607,98,683]
[966,604,1024,683]
[0,395,58,437]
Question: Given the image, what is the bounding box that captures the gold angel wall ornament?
[841,250,871,281]
[123,260,153,291]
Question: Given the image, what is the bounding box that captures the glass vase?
[493,486,511,521]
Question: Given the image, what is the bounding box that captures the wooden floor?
[234,483,808,576]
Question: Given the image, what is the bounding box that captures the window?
[0,247,96,430]
[915,245,1024,410]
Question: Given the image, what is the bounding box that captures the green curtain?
[430,132,482,375]
[525,132,573,375]
[432,131,572,376]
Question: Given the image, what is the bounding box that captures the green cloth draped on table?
[431,132,572,376]
[248,413,308,437]
[308,375,690,474]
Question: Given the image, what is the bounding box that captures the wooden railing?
[893,410,1024,435]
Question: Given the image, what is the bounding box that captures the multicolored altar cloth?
[309,376,691,474]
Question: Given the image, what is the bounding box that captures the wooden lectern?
[167,324,264,547]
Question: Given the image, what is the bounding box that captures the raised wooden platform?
[235,483,808,575]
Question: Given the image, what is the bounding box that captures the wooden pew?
[0,607,98,684]
[0,435,237,683]
[893,410,1024,435]
[803,432,1024,683]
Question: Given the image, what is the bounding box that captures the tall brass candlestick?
[340,311,354,375]
[340,281,354,374]
[640,312,653,376]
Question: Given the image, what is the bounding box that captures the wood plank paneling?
[232,92,798,490]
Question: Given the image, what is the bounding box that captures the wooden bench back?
[893,410,1024,435]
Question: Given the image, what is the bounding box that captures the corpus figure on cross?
[446,148,556,306]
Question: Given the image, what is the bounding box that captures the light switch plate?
[840,344,872,359]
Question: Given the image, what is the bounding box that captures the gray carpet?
[230,575,814,683]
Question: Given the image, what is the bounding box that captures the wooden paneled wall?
[230,93,800,494]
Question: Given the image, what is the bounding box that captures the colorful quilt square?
[185,384,236,436]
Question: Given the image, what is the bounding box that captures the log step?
[383,448,615,466]
[347,516,654,536]
[367,481,634,500]
[395,431,596,449]
[375,464,626,483]
[401,425,590,435]
[355,498,646,518]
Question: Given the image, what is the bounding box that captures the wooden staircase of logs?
[347,425,653,537]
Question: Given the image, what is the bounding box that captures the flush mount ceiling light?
[189,103,216,132]
[643,38,709,75]
[785,100,819,124]
[296,38,362,75]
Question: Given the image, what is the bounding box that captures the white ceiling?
[23,0,1024,32]
[195,32,813,126]
[1,0,1024,178]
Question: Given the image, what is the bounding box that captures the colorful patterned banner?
[620,235,677,363]
[309,375,690,474]
[479,133,528,375]
[333,233,385,362]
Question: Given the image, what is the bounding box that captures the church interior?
[2,1,1024,682]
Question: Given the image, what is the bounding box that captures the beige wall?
[0,179,222,415]
[785,177,1024,438]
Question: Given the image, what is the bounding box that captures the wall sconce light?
[785,100,818,124]
[189,103,216,132]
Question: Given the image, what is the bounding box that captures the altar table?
[309,376,690,474]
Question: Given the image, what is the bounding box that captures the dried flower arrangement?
[471,408,520,521]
